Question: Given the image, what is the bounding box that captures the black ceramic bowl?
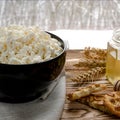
[0,32,66,103]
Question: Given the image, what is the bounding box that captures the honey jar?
[106,29,120,85]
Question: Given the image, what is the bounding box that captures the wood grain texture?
[60,50,119,120]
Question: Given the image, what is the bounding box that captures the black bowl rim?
[0,31,66,66]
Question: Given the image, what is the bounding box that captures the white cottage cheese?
[0,25,63,64]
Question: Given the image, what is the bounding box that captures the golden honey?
[106,32,120,85]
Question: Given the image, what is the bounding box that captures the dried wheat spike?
[84,47,107,56]
[74,59,106,68]
[86,54,106,61]
[84,47,107,60]
[71,67,106,83]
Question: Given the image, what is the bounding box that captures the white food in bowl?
[0,25,63,64]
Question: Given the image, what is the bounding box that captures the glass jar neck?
[112,29,120,44]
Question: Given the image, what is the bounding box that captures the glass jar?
[106,29,120,85]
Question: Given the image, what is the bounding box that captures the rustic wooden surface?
[60,50,119,120]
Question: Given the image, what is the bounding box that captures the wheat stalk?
[71,67,106,83]
[71,47,106,85]
[74,59,106,68]
[84,47,107,60]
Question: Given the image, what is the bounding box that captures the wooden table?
[60,50,119,120]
